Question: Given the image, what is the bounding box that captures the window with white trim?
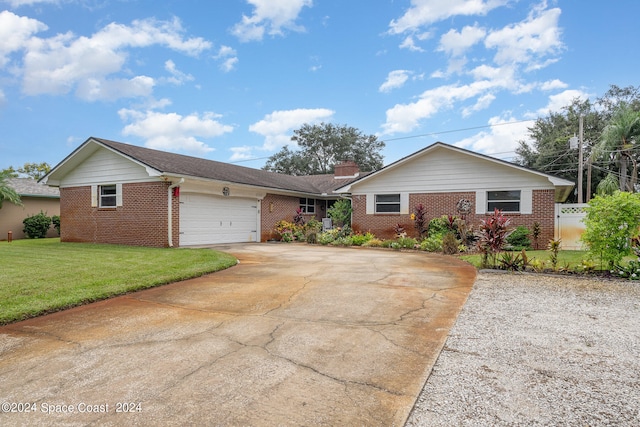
[487,190,520,212]
[375,194,401,213]
[299,198,315,214]
[100,184,117,208]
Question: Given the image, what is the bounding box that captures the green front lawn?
[0,238,237,325]
[459,250,605,270]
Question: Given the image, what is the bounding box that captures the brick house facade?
[60,182,179,247]
[42,138,573,247]
[351,190,556,244]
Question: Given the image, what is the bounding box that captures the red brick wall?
[60,181,178,247]
[260,194,324,241]
[351,190,556,244]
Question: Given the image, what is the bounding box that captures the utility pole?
[578,115,584,203]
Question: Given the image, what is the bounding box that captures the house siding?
[0,196,60,240]
[60,181,177,247]
[352,190,556,244]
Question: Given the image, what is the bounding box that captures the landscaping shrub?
[51,215,61,235]
[427,216,449,238]
[327,199,352,227]
[23,211,52,239]
[412,204,427,238]
[419,235,443,252]
[442,232,459,255]
[581,191,640,267]
[506,225,531,250]
[396,237,418,249]
[350,232,375,246]
[476,209,511,268]
[362,238,383,248]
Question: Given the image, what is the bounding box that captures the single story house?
[41,137,573,247]
[1,178,60,240]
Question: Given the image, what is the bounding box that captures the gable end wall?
[60,181,177,247]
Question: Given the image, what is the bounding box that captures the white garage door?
[180,193,258,245]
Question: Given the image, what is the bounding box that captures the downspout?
[168,178,184,247]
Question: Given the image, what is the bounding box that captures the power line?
[382,119,536,142]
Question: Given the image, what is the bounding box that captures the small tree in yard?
[581,191,640,268]
[476,209,511,268]
[327,199,352,227]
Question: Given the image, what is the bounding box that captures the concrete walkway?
[0,244,475,426]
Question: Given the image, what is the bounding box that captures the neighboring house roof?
[42,137,363,196]
[8,178,60,198]
[335,141,575,202]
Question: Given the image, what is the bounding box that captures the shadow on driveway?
[0,244,475,426]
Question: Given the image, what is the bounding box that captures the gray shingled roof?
[8,178,60,198]
[95,138,363,196]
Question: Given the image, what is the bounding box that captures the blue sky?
[1,0,638,172]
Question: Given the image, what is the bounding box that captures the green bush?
[427,216,449,238]
[506,225,531,250]
[23,211,52,239]
[442,232,459,255]
[327,199,352,227]
[581,191,640,267]
[350,232,375,246]
[396,237,418,249]
[420,235,443,252]
[51,215,61,235]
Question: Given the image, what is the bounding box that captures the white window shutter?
[475,191,486,214]
[91,185,98,207]
[400,193,409,214]
[366,194,374,214]
[520,189,532,214]
[116,183,123,207]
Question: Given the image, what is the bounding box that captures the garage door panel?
[180,193,258,245]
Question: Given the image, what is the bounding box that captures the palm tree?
[0,170,22,209]
[595,105,640,191]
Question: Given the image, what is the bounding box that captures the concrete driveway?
[0,244,475,426]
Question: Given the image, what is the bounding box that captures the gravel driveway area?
[406,271,640,426]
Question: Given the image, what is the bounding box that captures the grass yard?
[0,238,237,325]
[459,249,606,271]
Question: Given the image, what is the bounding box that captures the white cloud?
[484,4,563,69]
[453,115,533,156]
[534,89,590,117]
[0,10,47,68]
[438,24,486,57]
[382,80,502,134]
[540,79,567,91]
[229,146,255,161]
[4,0,58,7]
[118,109,234,155]
[389,0,508,35]
[248,107,334,150]
[232,0,313,42]
[214,45,238,72]
[17,16,211,100]
[163,59,194,85]
[379,70,411,93]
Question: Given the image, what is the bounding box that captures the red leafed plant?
[476,208,511,268]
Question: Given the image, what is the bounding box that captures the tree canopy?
[2,162,52,180]
[515,85,640,201]
[263,123,384,175]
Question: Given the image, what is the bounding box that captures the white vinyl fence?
[554,203,588,250]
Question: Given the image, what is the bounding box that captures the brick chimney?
[334,160,360,178]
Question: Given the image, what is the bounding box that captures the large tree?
[516,85,640,201]
[263,123,384,175]
[593,104,640,191]
[1,162,51,180]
